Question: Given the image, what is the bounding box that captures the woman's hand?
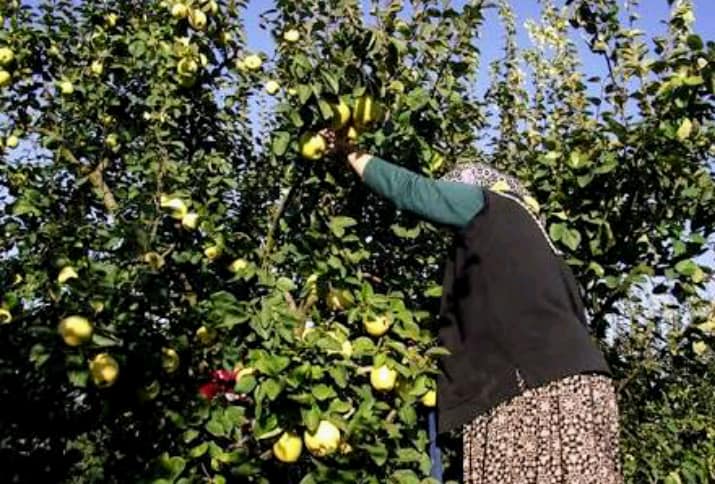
[318,128,372,178]
[318,128,352,157]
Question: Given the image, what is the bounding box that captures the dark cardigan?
[435,190,611,434]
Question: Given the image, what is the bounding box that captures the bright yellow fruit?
[162,347,180,373]
[57,266,79,283]
[273,431,303,463]
[283,29,300,43]
[59,80,74,95]
[243,54,262,70]
[143,251,165,270]
[160,196,188,220]
[299,132,327,160]
[363,315,391,337]
[203,0,219,15]
[0,47,14,66]
[0,308,12,324]
[105,13,119,27]
[58,315,93,346]
[229,258,249,273]
[5,135,19,148]
[188,8,207,31]
[181,212,199,230]
[204,245,221,260]
[304,420,341,457]
[370,365,397,391]
[353,94,383,128]
[265,80,280,95]
[177,57,199,77]
[0,70,11,87]
[196,326,216,345]
[171,3,189,18]
[105,133,119,149]
[330,100,351,129]
[90,60,104,76]
[421,389,437,407]
[347,126,359,141]
[693,341,708,355]
[89,353,119,388]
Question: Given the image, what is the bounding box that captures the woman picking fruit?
[319,128,622,483]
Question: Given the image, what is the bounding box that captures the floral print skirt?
[462,374,622,484]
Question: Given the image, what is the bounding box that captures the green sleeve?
[362,156,484,228]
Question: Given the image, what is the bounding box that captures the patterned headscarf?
[441,162,561,255]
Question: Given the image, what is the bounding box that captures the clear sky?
[241,0,715,83]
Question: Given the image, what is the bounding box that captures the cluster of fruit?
[298,94,384,160]
[0,44,14,89]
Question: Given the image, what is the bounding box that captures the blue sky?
[241,0,715,85]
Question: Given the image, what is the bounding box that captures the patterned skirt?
[462,374,622,484]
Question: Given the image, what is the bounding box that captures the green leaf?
[276,276,296,291]
[68,370,88,388]
[391,224,421,239]
[206,419,225,437]
[686,34,703,50]
[189,442,209,459]
[329,216,357,238]
[549,223,565,241]
[674,259,697,276]
[297,84,312,104]
[160,454,186,480]
[182,430,199,443]
[235,375,257,394]
[363,442,389,466]
[561,228,582,251]
[423,284,442,298]
[311,383,337,401]
[261,378,283,400]
[320,70,340,95]
[317,98,334,121]
[328,365,348,388]
[271,131,291,156]
[390,469,420,484]
[352,337,376,355]
[398,404,417,425]
[302,405,321,432]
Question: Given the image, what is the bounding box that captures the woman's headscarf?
[441,162,561,255]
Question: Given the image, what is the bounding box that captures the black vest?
[436,190,610,434]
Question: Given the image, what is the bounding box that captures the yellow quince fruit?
[304,420,341,457]
[298,132,327,160]
[58,315,93,346]
[370,365,397,391]
[363,315,391,337]
[89,353,119,387]
[273,431,303,463]
[57,266,79,283]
